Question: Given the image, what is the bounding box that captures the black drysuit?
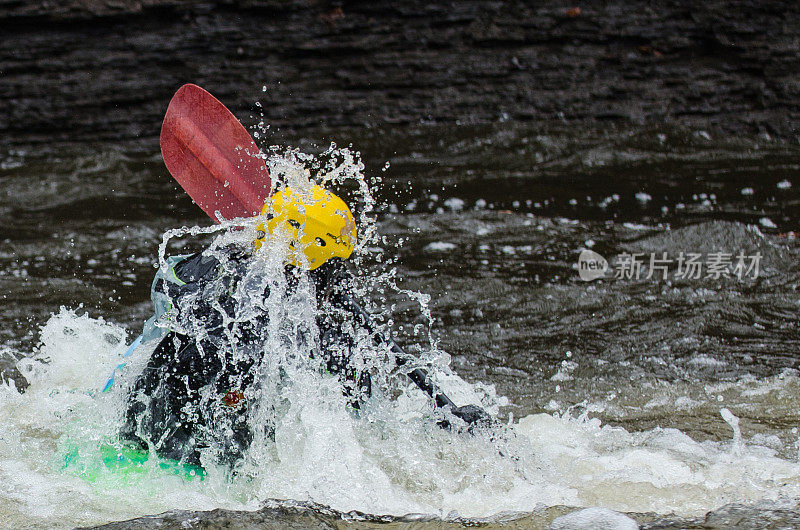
[120,252,371,466]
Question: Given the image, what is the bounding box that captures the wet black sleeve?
[150,252,222,309]
[173,252,221,285]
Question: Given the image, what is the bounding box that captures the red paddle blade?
[160,84,271,222]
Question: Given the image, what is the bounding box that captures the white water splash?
[4,311,800,527]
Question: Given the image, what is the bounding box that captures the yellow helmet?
[254,184,357,270]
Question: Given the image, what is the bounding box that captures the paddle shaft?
[336,290,457,410]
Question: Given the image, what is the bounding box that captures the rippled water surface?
[2,122,800,528]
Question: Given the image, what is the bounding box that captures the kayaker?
[118,182,491,469]
[119,184,373,467]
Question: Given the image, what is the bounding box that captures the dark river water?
[2,121,800,529]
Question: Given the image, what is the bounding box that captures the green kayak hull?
[62,440,206,482]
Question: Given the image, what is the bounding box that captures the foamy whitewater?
[2,146,800,528]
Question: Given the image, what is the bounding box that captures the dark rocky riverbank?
[84,500,800,529]
[2,0,799,148]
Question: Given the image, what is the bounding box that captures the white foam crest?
[16,308,127,393]
[516,412,800,515]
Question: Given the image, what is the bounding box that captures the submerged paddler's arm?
[340,291,492,428]
[319,261,493,428]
